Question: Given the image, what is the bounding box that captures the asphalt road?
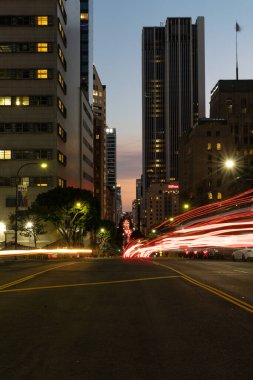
[0,257,253,380]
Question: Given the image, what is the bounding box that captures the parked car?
[232,248,253,262]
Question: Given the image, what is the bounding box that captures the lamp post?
[15,162,47,249]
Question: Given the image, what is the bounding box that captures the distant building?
[179,118,234,205]
[106,127,116,188]
[80,0,93,103]
[145,183,179,231]
[93,66,107,218]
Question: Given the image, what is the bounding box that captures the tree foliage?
[32,187,100,247]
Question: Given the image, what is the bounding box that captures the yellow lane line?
[152,261,253,314]
[0,262,77,290]
[0,275,181,293]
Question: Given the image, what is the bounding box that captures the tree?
[32,187,100,247]
[9,210,47,248]
[96,220,117,256]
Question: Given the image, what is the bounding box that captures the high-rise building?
[142,17,205,193]
[93,65,107,218]
[106,128,116,188]
[0,0,93,227]
[80,0,93,103]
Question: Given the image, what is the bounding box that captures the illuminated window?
[217,192,222,200]
[37,43,48,52]
[37,69,48,79]
[57,124,66,141]
[58,46,66,70]
[208,192,213,200]
[58,177,66,187]
[80,13,88,20]
[216,143,222,151]
[36,16,48,26]
[0,96,11,105]
[58,72,66,93]
[96,134,100,139]
[15,96,29,106]
[0,150,11,159]
[207,143,212,151]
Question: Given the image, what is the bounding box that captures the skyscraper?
[80,0,93,103]
[142,17,205,193]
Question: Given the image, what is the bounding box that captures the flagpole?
[236,26,238,80]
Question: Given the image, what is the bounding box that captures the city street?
[0,257,253,380]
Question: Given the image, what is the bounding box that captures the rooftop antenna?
[235,22,241,80]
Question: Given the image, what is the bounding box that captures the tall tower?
[142,17,205,194]
[80,0,93,104]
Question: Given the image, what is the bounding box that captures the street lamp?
[15,162,47,249]
[224,159,235,169]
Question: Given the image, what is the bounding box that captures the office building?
[0,0,93,230]
[106,128,116,188]
[80,0,93,103]
[93,65,107,218]
[142,17,205,193]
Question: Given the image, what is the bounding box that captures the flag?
[236,22,241,32]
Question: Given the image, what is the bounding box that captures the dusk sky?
[93,0,253,211]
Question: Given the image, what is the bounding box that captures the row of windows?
[0,42,53,53]
[0,149,53,160]
[0,96,53,106]
[0,122,53,133]
[0,15,53,26]
[208,192,222,200]
[207,143,222,151]
[0,176,53,187]
[0,68,53,80]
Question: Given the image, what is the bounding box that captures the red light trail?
[124,190,253,258]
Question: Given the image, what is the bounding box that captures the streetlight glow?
[225,159,235,169]
[40,162,48,169]
[26,222,33,229]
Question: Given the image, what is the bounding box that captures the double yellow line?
[153,261,253,314]
[0,262,76,291]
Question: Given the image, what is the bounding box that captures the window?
[58,0,67,23]
[36,16,48,26]
[208,192,213,200]
[207,143,212,151]
[37,43,48,52]
[80,13,88,20]
[216,143,222,151]
[58,19,67,46]
[15,96,29,106]
[0,96,11,105]
[58,98,66,117]
[58,46,66,70]
[57,124,67,141]
[58,72,66,93]
[217,192,222,200]
[0,150,11,159]
[57,151,67,166]
[37,69,48,79]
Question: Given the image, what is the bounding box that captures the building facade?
[0,0,93,234]
[142,17,205,193]
[93,65,106,218]
[179,118,234,206]
[80,0,93,103]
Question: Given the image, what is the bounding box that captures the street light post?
[14,162,47,249]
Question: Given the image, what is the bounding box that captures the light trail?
[0,248,92,257]
[124,190,253,258]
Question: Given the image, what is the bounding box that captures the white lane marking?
[234,270,249,274]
